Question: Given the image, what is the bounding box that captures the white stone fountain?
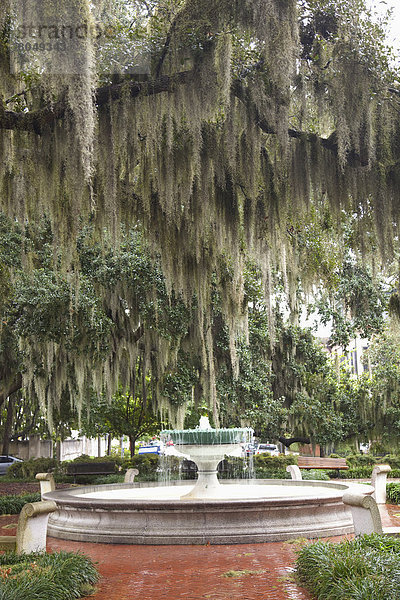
[43,418,374,545]
[161,416,253,499]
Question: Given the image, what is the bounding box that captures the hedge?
[296,534,400,600]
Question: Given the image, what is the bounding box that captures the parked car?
[0,455,23,475]
[255,444,280,456]
[243,443,257,456]
[138,441,164,455]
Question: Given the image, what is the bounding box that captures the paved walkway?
[46,503,400,600]
[48,536,313,600]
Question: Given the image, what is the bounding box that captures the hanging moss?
[0,0,399,425]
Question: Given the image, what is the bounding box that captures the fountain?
[160,416,253,499]
[43,419,374,545]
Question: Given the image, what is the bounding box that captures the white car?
[255,444,280,456]
[0,455,23,475]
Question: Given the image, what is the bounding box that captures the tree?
[81,386,162,457]
[0,0,399,426]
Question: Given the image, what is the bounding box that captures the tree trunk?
[2,396,14,455]
[107,433,112,455]
[129,436,136,457]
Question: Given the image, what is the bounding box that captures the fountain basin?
[44,479,373,545]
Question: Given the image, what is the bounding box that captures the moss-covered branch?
[0,71,193,134]
[0,70,363,166]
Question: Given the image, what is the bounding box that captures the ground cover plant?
[296,534,400,600]
[387,483,400,504]
[0,551,98,600]
[0,493,41,515]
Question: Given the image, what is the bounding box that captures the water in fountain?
[160,417,254,499]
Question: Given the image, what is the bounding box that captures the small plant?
[0,493,41,515]
[7,458,58,480]
[387,483,400,504]
[0,550,98,599]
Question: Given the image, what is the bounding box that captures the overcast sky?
[370,0,400,52]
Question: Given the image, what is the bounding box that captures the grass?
[296,534,400,600]
[0,551,99,599]
[0,493,41,515]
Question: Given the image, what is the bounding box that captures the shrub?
[0,493,41,515]
[7,458,58,481]
[301,470,330,481]
[92,474,125,485]
[387,483,400,504]
[122,454,161,481]
[253,454,297,471]
[0,550,98,600]
[296,534,400,600]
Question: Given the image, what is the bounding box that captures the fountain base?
[44,480,373,545]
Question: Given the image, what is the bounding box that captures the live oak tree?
[0,0,399,428]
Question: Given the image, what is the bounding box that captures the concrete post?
[342,491,383,536]
[286,464,302,480]
[124,468,139,483]
[371,464,391,504]
[36,472,56,499]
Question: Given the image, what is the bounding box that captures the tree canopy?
[0,0,399,428]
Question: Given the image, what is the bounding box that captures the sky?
[370,0,400,52]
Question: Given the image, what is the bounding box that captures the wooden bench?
[297,457,348,471]
[286,457,348,480]
[0,501,57,554]
[66,461,117,483]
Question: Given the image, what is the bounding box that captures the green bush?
[333,466,374,479]
[387,483,400,504]
[7,458,58,480]
[92,474,125,485]
[0,493,41,515]
[0,550,98,600]
[121,454,161,481]
[301,470,330,481]
[296,534,400,600]
[253,454,297,470]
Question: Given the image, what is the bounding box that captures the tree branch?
[0,71,193,134]
[0,69,368,165]
[0,373,23,408]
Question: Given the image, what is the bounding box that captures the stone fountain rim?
[43,479,374,510]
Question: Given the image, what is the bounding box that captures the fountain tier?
[160,419,253,499]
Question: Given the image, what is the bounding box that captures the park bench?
[66,461,117,483]
[286,457,348,481]
[297,456,348,472]
[0,500,57,554]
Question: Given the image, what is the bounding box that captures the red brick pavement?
[48,536,313,600]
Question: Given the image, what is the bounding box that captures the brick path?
[48,536,313,600]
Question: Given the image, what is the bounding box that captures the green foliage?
[314,260,387,347]
[7,458,58,480]
[81,389,162,457]
[122,454,160,480]
[301,470,330,481]
[296,534,400,600]
[0,493,41,515]
[387,483,400,505]
[0,550,98,600]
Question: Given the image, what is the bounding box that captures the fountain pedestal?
[177,444,240,499]
[163,418,253,500]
